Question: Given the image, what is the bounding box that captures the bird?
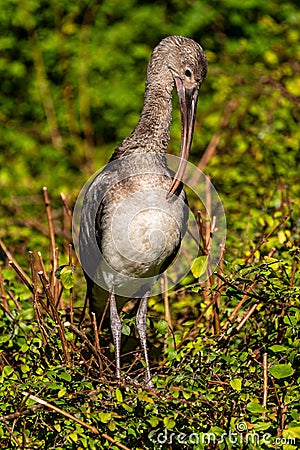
[77,36,207,387]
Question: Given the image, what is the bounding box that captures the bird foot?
[121,375,155,389]
[144,378,155,389]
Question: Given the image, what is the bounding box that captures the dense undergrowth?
[0,0,299,448]
[0,188,299,449]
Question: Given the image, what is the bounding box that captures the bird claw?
[144,378,155,389]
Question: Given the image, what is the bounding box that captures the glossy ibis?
[78,36,207,386]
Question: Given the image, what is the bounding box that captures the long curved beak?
[167,77,199,198]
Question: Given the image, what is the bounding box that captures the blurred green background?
[1,0,299,257]
[0,3,299,446]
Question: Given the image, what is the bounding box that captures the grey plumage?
[78,36,207,386]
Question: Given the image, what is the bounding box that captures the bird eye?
[185,69,192,78]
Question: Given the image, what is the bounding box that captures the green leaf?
[148,416,159,427]
[69,432,78,442]
[58,388,67,398]
[21,364,30,373]
[182,390,192,400]
[121,403,133,413]
[172,389,180,399]
[269,345,287,352]
[163,417,176,430]
[269,364,294,379]
[137,394,154,404]
[121,324,131,336]
[58,372,71,382]
[115,388,123,403]
[59,266,74,289]
[108,419,116,432]
[166,349,178,361]
[2,366,14,378]
[246,402,267,414]
[157,319,169,335]
[230,378,242,391]
[54,265,68,279]
[54,423,61,432]
[210,426,226,436]
[253,422,271,431]
[98,412,112,423]
[282,426,300,439]
[191,256,207,278]
[20,343,29,353]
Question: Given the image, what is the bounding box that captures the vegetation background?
[0,0,299,448]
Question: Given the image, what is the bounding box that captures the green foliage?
[0,233,299,448]
[0,0,299,448]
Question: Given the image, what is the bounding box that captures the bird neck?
[115,81,174,157]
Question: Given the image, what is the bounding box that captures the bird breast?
[98,162,188,282]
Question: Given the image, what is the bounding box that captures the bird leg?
[136,292,154,387]
[109,287,122,380]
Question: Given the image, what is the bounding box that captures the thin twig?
[236,303,259,331]
[8,260,34,294]
[37,251,47,279]
[0,266,9,312]
[1,421,22,448]
[54,247,61,308]
[222,279,258,332]
[38,271,70,363]
[7,290,23,310]
[262,352,268,418]
[0,240,33,290]
[29,251,37,286]
[216,273,262,302]
[64,321,112,374]
[29,251,48,345]
[189,99,238,184]
[244,212,291,263]
[261,75,300,106]
[29,29,63,149]
[98,292,111,333]
[91,312,103,372]
[22,391,99,434]
[161,274,172,331]
[78,292,89,330]
[278,403,287,438]
[43,187,56,292]
[32,286,48,347]
[68,245,74,326]
[61,192,73,240]
[0,405,41,422]
[290,258,298,287]
[60,192,73,221]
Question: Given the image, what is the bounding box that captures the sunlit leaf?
[122,324,131,336]
[269,345,287,353]
[163,417,176,430]
[58,372,71,382]
[269,364,294,379]
[115,388,123,403]
[98,412,112,423]
[230,378,242,391]
[59,266,74,289]
[246,402,267,414]
[157,319,169,335]
[191,256,207,278]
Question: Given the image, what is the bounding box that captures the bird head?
[148,36,207,197]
